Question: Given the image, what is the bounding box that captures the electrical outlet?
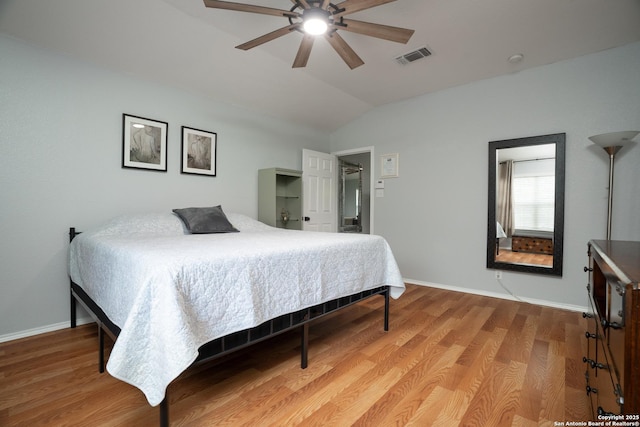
[495,270,502,279]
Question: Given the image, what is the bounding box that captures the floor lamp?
[589,131,639,240]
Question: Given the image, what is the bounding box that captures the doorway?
[335,148,373,234]
[339,160,363,233]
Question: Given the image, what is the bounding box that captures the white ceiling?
[2,0,640,131]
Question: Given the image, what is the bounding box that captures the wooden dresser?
[511,235,554,255]
[584,240,640,418]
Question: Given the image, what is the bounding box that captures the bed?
[68,209,405,425]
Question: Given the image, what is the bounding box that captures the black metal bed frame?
[68,227,390,426]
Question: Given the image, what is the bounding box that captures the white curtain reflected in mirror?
[497,160,514,237]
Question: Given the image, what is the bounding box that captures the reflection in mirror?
[339,161,363,233]
[487,133,565,276]
[497,144,555,267]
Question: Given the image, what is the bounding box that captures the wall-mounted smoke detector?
[395,46,432,65]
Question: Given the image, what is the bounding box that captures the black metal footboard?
[68,227,390,426]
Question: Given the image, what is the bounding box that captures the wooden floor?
[495,249,553,267]
[0,284,590,426]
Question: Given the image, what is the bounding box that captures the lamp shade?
[589,131,639,148]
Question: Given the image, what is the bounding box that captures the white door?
[302,149,337,232]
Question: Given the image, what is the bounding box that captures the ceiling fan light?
[302,8,330,35]
[303,17,328,35]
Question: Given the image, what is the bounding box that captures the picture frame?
[181,126,217,176]
[122,114,168,171]
[380,153,399,178]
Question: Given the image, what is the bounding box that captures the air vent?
[395,47,432,65]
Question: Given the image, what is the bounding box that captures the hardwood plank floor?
[0,284,590,426]
[495,250,553,267]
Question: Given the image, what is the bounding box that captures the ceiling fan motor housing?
[301,7,332,34]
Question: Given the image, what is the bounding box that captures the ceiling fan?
[203,0,415,69]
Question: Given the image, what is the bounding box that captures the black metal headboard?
[69,227,81,242]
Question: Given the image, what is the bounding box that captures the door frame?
[333,146,375,235]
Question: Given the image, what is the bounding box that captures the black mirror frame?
[487,133,566,276]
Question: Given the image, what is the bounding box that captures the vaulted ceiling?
[2,0,640,131]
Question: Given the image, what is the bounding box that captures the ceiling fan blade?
[320,0,331,9]
[236,24,299,50]
[293,34,315,68]
[332,0,396,18]
[324,32,364,69]
[338,19,414,44]
[203,0,299,18]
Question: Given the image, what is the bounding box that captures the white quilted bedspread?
[69,212,405,406]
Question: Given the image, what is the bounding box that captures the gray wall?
[0,35,327,339]
[330,41,640,309]
[2,32,639,340]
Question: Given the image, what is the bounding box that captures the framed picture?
[380,153,399,178]
[181,126,217,176]
[122,114,168,171]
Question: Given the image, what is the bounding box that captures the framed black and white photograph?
[181,126,217,176]
[122,114,168,171]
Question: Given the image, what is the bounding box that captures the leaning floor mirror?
[487,133,566,276]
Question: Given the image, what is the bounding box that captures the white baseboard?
[404,278,587,313]
[0,316,94,344]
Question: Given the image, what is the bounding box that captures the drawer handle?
[586,385,598,395]
[582,312,593,319]
[585,331,596,339]
[582,357,606,370]
[592,361,606,370]
[601,318,622,330]
[597,407,616,417]
[615,384,624,406]
[584,266,593,272]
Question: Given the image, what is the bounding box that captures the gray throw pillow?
[172,205,239,234]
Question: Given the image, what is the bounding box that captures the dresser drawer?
[597,331,623,415]
[584,299,599,416]
[606,281,626,384]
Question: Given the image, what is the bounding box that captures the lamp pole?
[589,131,639,241]
[603,146,622,240]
